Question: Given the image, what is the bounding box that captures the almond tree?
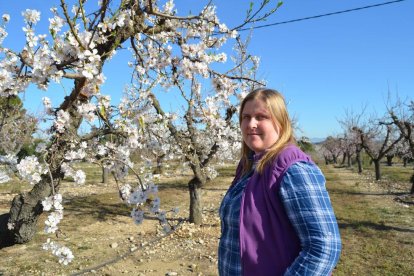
[338,109,367,173]
[0,0,279,262]
[321,136,343,164]
[352,118,403,181]
[0,95,37,158]
[122,34,262,224]
[395,139,413,167]
[389,100,414,193]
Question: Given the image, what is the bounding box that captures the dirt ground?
[0,169,232,276]
[0,164,412,276]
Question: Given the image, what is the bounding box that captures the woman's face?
[241,98,280,154]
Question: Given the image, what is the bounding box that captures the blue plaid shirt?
[218,161,341,276]
[218,169,253,275]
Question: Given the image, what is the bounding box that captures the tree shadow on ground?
[338,218,414,233]
[202,187,228,192]
[329,187,406,197]
[157,181,187,191]
[63,195,130,222]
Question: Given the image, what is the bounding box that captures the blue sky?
[1,0,413,139]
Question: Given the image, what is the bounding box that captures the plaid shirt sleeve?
[279,161,342,276]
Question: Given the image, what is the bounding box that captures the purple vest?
[236,145,312,275]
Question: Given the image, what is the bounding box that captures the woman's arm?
[279,162,342,276]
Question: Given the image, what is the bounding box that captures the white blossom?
[16,156,45,185]
[60,162,74,178]
[131,208,145,225]
[150,197,160,213]
[35,143,47,153]
[0,170,10,183]
[128,189,146,205]
[73,170,86,184]
[78,102,97,122]
[42,239,74,265]
[96,145,107,156]
[82,63,99,79]
[7,222,15,230]
[163,0,175,14]
[2,14,10,22]
[0,28,7,45]
[119,184,132,201]
[64,149,86,161]
[42,197,54,212]
[22,9,41,24]
[49,16,64,33]
[45,211,63,233]
[54,110,70,133]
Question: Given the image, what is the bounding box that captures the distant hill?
[310,137,325,144]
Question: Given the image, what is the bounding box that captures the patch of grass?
[0,177,31,194]
[380,165,414,183]
[1,162,412,275]
[216,164,237,177]
[322,165,414,275]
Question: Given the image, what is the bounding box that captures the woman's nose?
[248,118,258,128]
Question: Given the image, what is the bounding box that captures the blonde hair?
[239,88,296,174]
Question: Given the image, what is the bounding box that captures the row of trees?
[321,97,414,193]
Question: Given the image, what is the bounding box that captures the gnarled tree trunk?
[0,79,86,246]
[373,159,381,181]
[153,154,166,175]
[188,176,204,225]
[102,166,110,184]
[356,150,363,174]
[386,155,393,166]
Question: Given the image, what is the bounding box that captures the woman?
[218,88,341,275]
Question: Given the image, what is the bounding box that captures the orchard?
[0,0,280,265]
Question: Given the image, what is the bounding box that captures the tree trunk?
[374,159,381,181]
[341,152,346,165]
[386,156,393,166]
[411,180,414,194]
[1,179,54,244]
[152,154,165,175]
[188,177,203,225]
[102,166,110,183]
[0,213,12,246]
[347,153,352,167]
[0,79,86,246]
[356,151,363,174]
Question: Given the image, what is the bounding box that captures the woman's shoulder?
[285,161,323,176]
[270,144,312,171]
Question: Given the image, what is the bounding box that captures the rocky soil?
[0,170,231,276]
[0,164,412,276]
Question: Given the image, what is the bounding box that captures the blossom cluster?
[0,154,17,184]
[118,163,175,233]
[61,163,86,185]
[54,110,70,133]
[0,14,10,44]
[41,194,74,265]
[42,193,64,234]
[42,238,74,265]
[16,156,47,185]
